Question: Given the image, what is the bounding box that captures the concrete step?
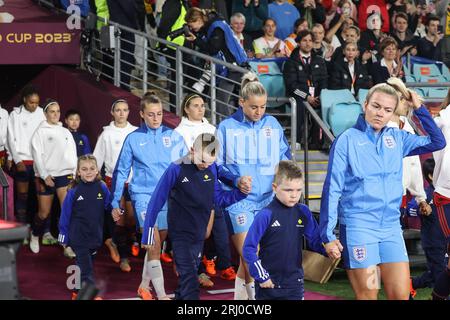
[299,161,329,171]
[306,198,321,213]
[306,170,327,182]
[306,182,324,198]
[294,150,330,162]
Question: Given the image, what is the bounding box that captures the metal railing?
[80,14,299,151]
[302,103,335,205]
[0,168,9,221]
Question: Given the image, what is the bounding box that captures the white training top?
[7,106,46,163]
[387,116,427,203]
[93,121,137,178]
[0,106,8,152]
[433,106,450,198]
[31,121,77,178]
[174,117,216,149]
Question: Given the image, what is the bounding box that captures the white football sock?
[140,252,151,289]
[245,281,255,300]
[234,276,248,300]
[149,260,167,299]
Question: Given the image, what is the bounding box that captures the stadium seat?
[320,89,355,128]
[413,87,428,96]
[328,102,362,136]
[413,63,442,81]
[428,87,449,98]
[249,60,285,108]
[403,64,411,76]
[405,75,416,83]
[357,88,369,104]
[419,75,447,83]
[441,64,450,81]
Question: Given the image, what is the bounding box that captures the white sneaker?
[42,232,58,245]
[64,246,76,259]
[30,234,40,253]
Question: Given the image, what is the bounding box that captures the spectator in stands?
[410,158,448,298]
[230,12,255,58]
[434,0,449,67]
[231,0,268,40]
[390,12,418,57]
[320,78,446,300]
[93,99,138,272]
[111,93,187,300]
[199,0,229,21]
[140,133,248,300]
[312,23,334,61]
[430,88,450,300]
[7,86,45,232]
[360,11,388,62]
[370,37,404,84]
[268,0,300,41]
[156,0,190,113]
[30,100,77,258]
[294,0,326,28]
[325,11,355,50]
[327,0,354,33]
[330,26,370,65]
[216,73,291,300]
[58,154,110,300]
[64,110,92,158]
[416,15,444,61]
[284,18,309,57]
[184,7,248,120]
[283,29,328,145]
[329,41,371,95]
[106,0,146,91]
[253,18,287,58]
[243,160,326,300]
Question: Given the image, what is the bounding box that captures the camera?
[192,70,211,93]
[168,24,191,40]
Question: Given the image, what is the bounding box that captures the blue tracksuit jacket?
[216,107,292,204]
[141,157,247,244]
[70,131,92,157]
[320,106,446,243]
[243,197,326,287]
[111,124,187,208]
[58,180,111,248]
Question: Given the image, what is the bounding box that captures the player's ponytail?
[240,72,266,101]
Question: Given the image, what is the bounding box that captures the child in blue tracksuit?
[65,109,92,157]
[139,133,249,300]
[58,155,111,298]
[111,93,187,300]
[411,158,448,294]
[243,160,327,300]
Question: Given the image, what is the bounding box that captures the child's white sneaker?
[30,234,40,254]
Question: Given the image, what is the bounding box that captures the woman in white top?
[175,93,216,148]
[253,18,287,59]
[431,90,450,300]
[7,86,46,229]
[94,99,138,272]
[386,92,432,218]
[30,99,77,255]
